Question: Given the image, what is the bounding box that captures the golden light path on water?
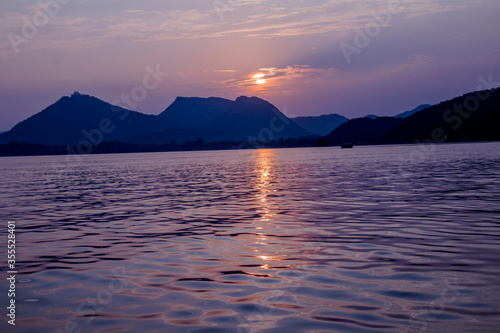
[244,149,292,332]
[253,148,275,265]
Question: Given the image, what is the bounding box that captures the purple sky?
[1,0,499,131]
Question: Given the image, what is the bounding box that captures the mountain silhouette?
[154,95,311,142]
[379,88,500,143]
[0,92,163,145]
[395,104,431,118]
[326,117,402,144]
[325,88,500,145]
[0,93,310,146]
[2,89,498,150]
[291,114,348,136]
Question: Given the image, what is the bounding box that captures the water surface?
[1,143,500,332]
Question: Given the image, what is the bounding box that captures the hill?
[0,92,163,145]
[395,104,431,118]
[325,117,402,144]
[157,96,311,141]
[291,114,348,136]
[325,88,500,145]
[380,88,500,143]
[0,93,311,146]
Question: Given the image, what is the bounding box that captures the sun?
[253,73,266,85]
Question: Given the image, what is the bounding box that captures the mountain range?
[290,114,348,136]
[395,104,432,118]
[0,93,311,146]
[0,93,163,146]
[364,105,431,120]
[326,88,500,144]
[1,88,499,154]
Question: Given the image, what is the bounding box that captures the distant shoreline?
[1,139,499,158]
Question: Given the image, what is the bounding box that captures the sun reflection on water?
[251,149,282,268]
[254,148,274,211]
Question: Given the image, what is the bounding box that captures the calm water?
[1,143,500,333]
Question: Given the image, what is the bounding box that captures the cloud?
[209,0,469,38]
[216,65,338,97]
[0,0,473,57]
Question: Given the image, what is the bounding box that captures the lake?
[1,142,499,332]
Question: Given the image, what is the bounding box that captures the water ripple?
[1,143,500,332]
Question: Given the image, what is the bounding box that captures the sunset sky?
[1,0,499,131]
